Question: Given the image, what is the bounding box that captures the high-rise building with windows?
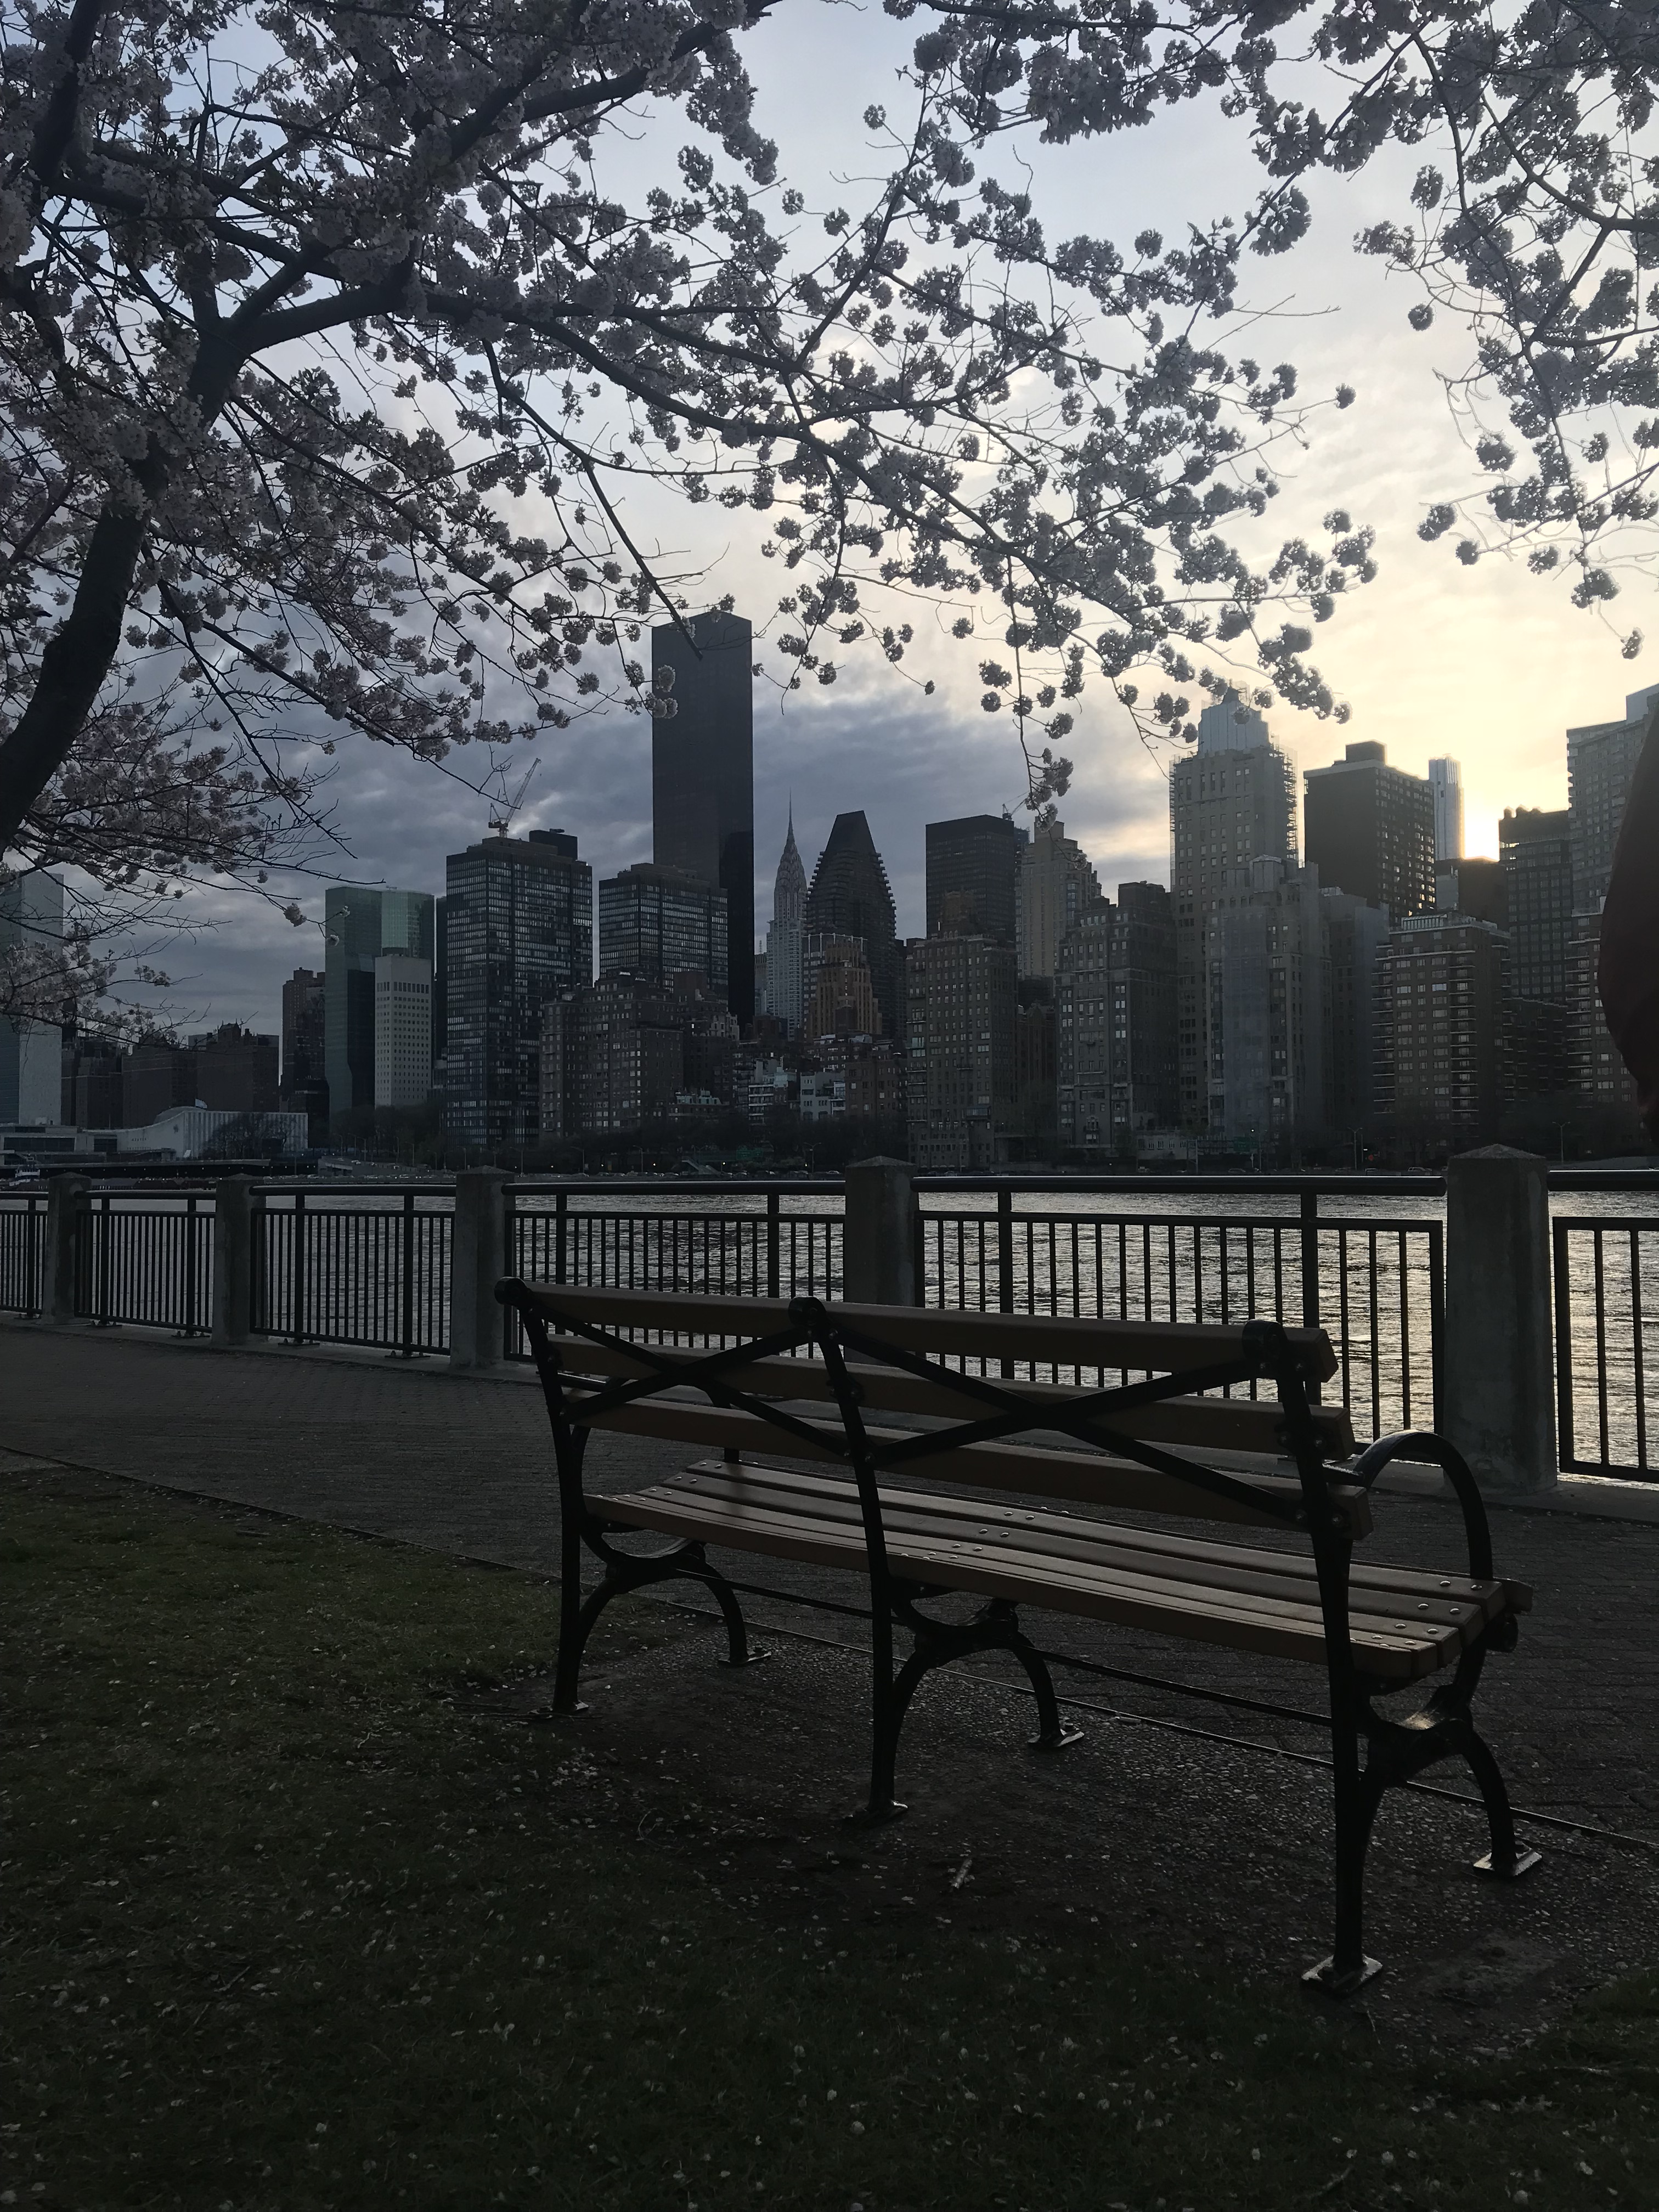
[803,934,878,1041]
[324,885,434,1118]
[1427,757,1464,864]
[280,968,329,1139]
[804,811,900,1039]
[764,808,807,1033]
[1016,819,1100,981]
[0,867,63,1127]
[925,814,1026,946]
[374,956,433,1108]
[1568,910,1643,1131]
[1500,807,1572,1003]
[1434,859,1506,927]
[1303,741,1436,921]
[1202,859,1328,1157]
[1568,682,1657,911]
[541,973,684,1139]
[1321,889,1388,1138]
[598,862,728,1000]
[1169,691,1297,1131]
[443,830,592,1154]
[1054,884,1177,1154]
[904,919,1018,1170]
[1375,912,1508,1147]
[651,610,754,1021]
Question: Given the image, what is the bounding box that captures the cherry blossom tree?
[0,0,1654,926]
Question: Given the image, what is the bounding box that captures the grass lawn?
[3,1469,1658,2212]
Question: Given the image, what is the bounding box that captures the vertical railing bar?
[1630,1226,1647,1471]
[1367,1226,1381,1443]
[1594,1228,1610,1469]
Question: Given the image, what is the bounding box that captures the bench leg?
[1458,1722,1542,1880]
[554,1580,614,1714]
[1304,1736,1385,1996]
[698,1565,769,1672]
[1008,1636,1084,1753]
[864,1645,928,1822]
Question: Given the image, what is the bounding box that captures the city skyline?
[16,619,1659,1159]
[24,650,1652,1164]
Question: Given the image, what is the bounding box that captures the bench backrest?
[501,1282,1368,1539]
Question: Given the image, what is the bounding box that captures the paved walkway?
[6,1317,1658,2035]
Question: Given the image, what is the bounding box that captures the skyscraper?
[598,862,729,1000]
[443,829,592,1154]
[1054,884,1177,1153]
[280,967,329,1139]
[765,808,807,1034]
[1567,682,1657,911]
[925,814,1027,945]
[324,885,435,1118]
[1303,741,1436,920]
[1427,758,1464,864]
[374,957,433,1108]
[1169,691,1297,1131]
[1322,889,1388,1137]
[1499,808,1572,1005]
[904,922,1018,1170]
[0,867,63,1126]
[804,935,878,1040]
[1202,859,1329,1156]
[651,610,754,1021]
[541,974,684,1139]
[803,811,900,1038]
[1375,912,1508,1147]
[1016,819,1101,981]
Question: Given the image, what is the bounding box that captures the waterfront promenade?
[7,1316,1659,2038]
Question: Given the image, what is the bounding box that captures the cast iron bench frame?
[498,1278,1537,1993]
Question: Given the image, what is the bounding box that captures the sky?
[130,5,1655,1032]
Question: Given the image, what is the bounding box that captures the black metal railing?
[914,1184,1443,1440]
[502,1185,843,1358]
[75,1192,214,1334]
[251,1190,452,1357]
[9,1166,1656,1479]
[1553,1215,1659,1476]
[0,1191,46,1315]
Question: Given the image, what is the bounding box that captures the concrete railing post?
[1443,1145,1556,1496]
[451,1169,510,1368]
[842,1156,917,1307]
[46,1173,88,1325]
[211,1176,253,1347]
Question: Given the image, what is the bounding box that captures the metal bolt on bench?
[496,1278,1538,1996]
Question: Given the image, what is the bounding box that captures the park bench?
[497,1279,1537,1993]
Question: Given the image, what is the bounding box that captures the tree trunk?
[0,496,147,854]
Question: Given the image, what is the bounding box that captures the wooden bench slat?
[543,1336,1357,1457]
[577,1396,1373,1536]
[519,1282,1339,1384]
[600,1470,1453,1683]
[657,1461,1528,1620]
[640,1463,1502,1637]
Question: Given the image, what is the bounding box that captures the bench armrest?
[1351,1430,1493,1584]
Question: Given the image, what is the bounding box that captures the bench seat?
[603,1458,1529,1684]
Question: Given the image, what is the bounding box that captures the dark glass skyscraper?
[925,814,1026,945]
[804,811,900,1039]
[442,830,592,1155]
[324,885,435,1117]
[651,611,754,1022]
